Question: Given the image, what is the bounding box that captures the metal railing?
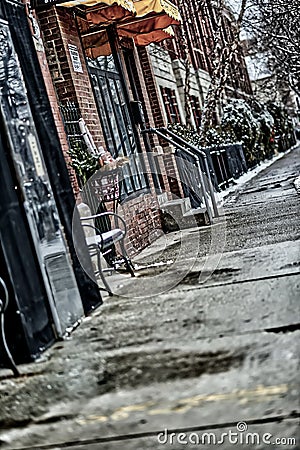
[204,144,247,190]
[60,101,87,157]
[142,127,219,223]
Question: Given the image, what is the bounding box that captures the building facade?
[27,0,184,256]
[28,0,252,255]
[152,0,252,129]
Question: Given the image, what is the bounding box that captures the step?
[161,205,210,232]
[183,207,210,227]
[160,197,192,216]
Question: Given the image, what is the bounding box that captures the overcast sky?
[225,0,242,17]
[225,0,255,39]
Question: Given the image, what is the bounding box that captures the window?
[160,86,181,123]
[190,95,202,129]
[88,56,148,198]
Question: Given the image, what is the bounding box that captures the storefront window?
[88,56,148,197]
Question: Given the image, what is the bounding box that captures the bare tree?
[198,0,248,144]
[243,0,300,96]
[163,0,248,135]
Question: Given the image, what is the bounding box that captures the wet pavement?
[0,146,299,449]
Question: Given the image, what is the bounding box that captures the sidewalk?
[0,146,299,449]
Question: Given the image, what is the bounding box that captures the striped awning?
[84,0,181,27]
[61,0,181,56]
[58,0,180,22]
[58,0,135,12]
[134,0,181,22]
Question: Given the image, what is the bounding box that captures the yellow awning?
[85,0,181,34]
[134,0,181,22]
[69,0,181,57]
[58,0,135,12]
[59,0,181,23]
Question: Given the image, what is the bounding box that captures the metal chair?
[80,212,135,296]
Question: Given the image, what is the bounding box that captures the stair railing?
[141,127,219,222]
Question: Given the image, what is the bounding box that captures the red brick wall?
[119,194,163,256]
[37,6,105,148]
[24,2,80,197]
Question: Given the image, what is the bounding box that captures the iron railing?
[144,126,247,192]
[204,143,247,190]
[60,101,87,159]
[142,127,219,223]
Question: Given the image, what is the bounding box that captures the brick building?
[28,0,251,256]
[151,0,252,129]
[27,0,184,256]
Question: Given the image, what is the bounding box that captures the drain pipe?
[0,278,20,377]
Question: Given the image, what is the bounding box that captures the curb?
[218,145,298,206]
[294,176,300,195]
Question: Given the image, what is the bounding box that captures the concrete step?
[160,197,192,216]
[183,207,210,226]
[160,198,210,232]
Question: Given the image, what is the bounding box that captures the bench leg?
[119,240,135,277]
[97,249,113,296]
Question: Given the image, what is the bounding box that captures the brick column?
[137,47,166,132]
[24,2,80,197]
[36,6,104,149]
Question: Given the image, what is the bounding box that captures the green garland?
[68,142,100,187]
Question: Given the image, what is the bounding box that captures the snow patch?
[294,176,300,195]
[217,147,295,206]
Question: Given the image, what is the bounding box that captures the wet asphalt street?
[0,146,299,449]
